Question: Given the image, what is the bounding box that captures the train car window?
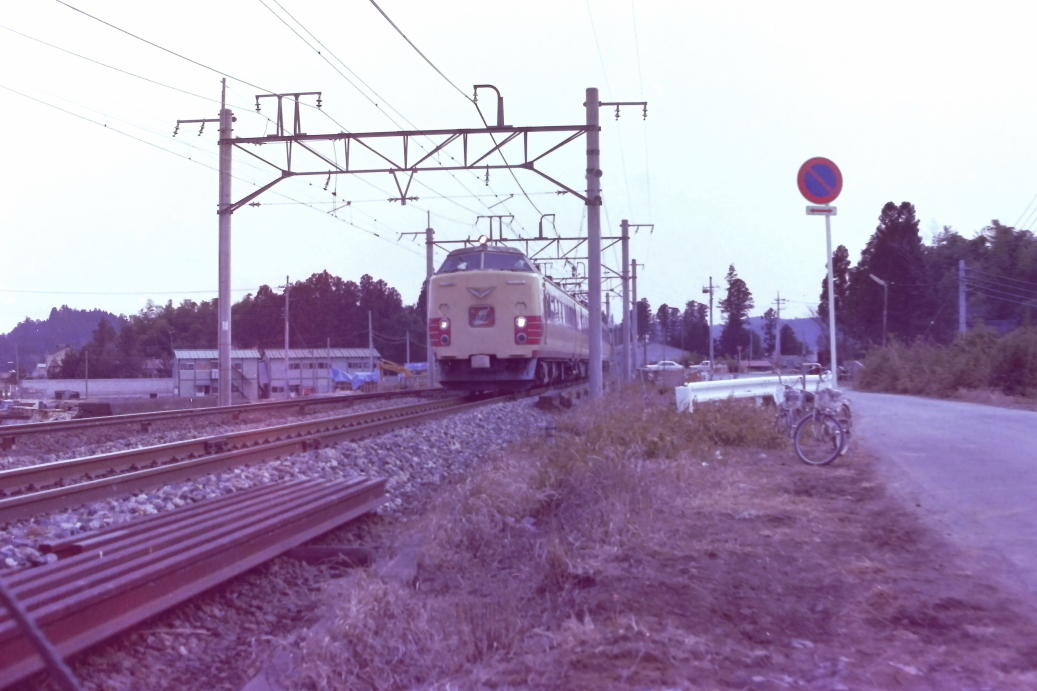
[437,255,473,273]
[483,252,534,272]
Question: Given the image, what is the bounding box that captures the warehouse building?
[173,348,380,401]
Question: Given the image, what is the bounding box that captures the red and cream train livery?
[428,243,599,390]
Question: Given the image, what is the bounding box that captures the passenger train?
[428,242,603,391]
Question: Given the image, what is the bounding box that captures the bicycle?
[775,367,853,465]
[793,407,847,466]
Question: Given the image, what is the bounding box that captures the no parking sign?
[797,157,842,205]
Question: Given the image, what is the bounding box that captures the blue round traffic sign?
[797,157,842,205]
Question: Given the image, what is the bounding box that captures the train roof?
[444,244,526,257]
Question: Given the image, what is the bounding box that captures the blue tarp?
[404,362,428,372]
[331,368,381,389]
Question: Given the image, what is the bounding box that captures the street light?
[869,273,888,347]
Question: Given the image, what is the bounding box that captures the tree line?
[626,265,804,362]
[630,201,1037,365]
[48,272,426,379]
[818,202,1037,361]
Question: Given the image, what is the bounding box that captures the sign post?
[797,157,842,388]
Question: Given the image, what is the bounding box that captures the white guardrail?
[675,374,831,413]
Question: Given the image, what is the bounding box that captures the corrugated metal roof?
[174,349,261,359]
[174,348,379,359]
[261,348,380,359]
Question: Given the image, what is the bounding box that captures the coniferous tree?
[845,202,926,345]
[718,265,754,356]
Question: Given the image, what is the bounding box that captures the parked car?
[686,360,713,372]
[644,361,684,371]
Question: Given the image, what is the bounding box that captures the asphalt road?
[853,391,1037,597]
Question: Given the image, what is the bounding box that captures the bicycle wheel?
[794,413,844,466]
[837,403,852,455]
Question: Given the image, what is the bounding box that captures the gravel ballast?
[1,397,548,690]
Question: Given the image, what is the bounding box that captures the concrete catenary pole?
[368,311,375,373]
[284,276,290,400]
[620,219,630,383]
[959,259,967,333]
[631,259,639,369]
[426,220,436,387]
[586,87,603,398]
[775,291,782,365]
[218,79,234,406]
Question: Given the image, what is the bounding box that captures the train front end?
[428,245,544,391]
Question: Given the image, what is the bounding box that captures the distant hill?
[0,306,121,372]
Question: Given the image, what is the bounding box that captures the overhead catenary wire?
[251,0,520,230]
[0,82,419,251]
[365,0,546,231]
[585,0,635,219]
[12,7,460,242]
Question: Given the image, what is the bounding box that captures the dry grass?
[274,388,1037,690]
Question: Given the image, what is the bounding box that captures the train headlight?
[430,317,451,348]
[514,315,543,346]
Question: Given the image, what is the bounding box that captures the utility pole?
[632,259,645,369]
[427,221,436,387]
[959,259,967,333]
[406,330,411,365]
[176,80,231,405]
[402,217,438,388]
[283,276,290,400]
[774,293,787,366]
[217,81,233,406]
[586,88,602,398]
[869,273,888,347]
[368,311,375,373]
[84,351,88,400]
[620,220,630,383]
[702,277,715,369]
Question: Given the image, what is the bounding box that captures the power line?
[1,82,416,249]
[0,23,220,105]
[0,82,214,168]
[968,267,1037,289]
[55,1,272,95]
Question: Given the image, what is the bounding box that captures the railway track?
[0,387,450,452]
[0,392,504,525]
[0,380,588,688]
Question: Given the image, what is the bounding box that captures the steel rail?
[0,477,387,689]
[0,393,507,525]
[0,388,449,452]
[0,395,469,497]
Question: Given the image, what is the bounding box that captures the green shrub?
[856,325,1037,398]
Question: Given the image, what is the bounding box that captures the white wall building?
[174,348,380,401]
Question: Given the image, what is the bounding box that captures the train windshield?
[437,251,535,274]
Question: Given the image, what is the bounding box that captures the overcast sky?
[3,1,1036,336]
